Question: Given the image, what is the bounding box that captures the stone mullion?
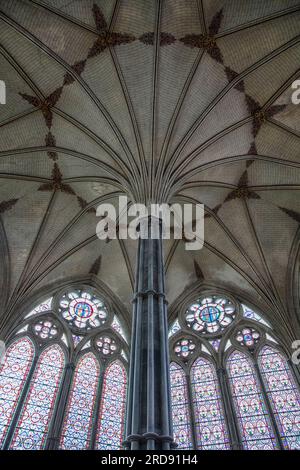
[253,362,284,450]
[89,366,105,450]
[217,367,242,450]
[185,372,198,450]
[45,361,75,450]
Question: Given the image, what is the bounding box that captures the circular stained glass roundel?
[96,336,118,356]
[174,338,196,359]
[59,290,108,330]
[33,318,59,340]
[236,327,260,348]
[185,295,236,335]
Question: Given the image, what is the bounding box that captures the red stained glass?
[0,337,34,447]
[60,353,99,449]
[96,361,127,449]
[10,344,64,449]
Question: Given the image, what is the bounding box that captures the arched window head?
[0,337,34,447]
[58,289,108,332]
[191,357,229,449]
[185,295,236,335]
[227,350,277,450]
[9,344,64,450]
[60,353,100,449]
[258,346,300,449]
[169,362,193,449]
[96,361,127,450]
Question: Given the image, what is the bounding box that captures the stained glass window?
[209,339,221,352]
[96,336,118,356]
[111,316,127,343]
[10,344,64,449]
[174,338,196,360]
[259,346,300,449]
[33,319,59,340]
[72,335,83,347]
[0,337,34,447]
[170,362,193,449]
[59,290,108,330]
[169,319,181,338]
[25,298,53,318]
[242,304,271,328]
[96,361,127,449]
[185,296,236,335]
[235,327,260,348]
[191,357,230,449]
[227,350,277,450]
[60,353,99,449]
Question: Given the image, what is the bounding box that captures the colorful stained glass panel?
[96,361,127,450]
[259,346,300,449]
[0,337,34,447]
[227,350,277,450]
[191,357,230,449]
[60,353,99,449]
[170,362,193,449]
[10,344,64,449]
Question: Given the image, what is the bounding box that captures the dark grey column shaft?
[125,217,174,450]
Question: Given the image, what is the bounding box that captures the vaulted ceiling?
[0,0,300,340]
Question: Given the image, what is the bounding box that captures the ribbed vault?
[0,0,300,341]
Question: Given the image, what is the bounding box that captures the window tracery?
[169,293,300,450]
[0,285,128,450]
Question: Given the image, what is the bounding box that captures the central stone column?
[124,216,174,450]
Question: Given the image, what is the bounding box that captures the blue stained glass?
[170,362,193,449]
[186,296,236,334]
[96,361,127,450]
[74,302,93,318]
[259,346,300,449]
[169,319,181,338]
[227,350,277,450]
[191,357,230,449]
[200,306,221,323]
[242,304,271,327]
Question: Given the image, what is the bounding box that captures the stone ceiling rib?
[0,1,299,331]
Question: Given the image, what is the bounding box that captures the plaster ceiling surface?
[0,0,300,338]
